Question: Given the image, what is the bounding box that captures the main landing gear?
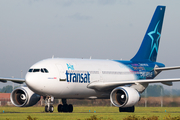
[119,106,135,112]
[57,98,73,112]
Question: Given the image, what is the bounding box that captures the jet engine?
[110,86,140,107]
[10,86,41,107]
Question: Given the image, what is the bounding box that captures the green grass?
[0,106,180,120]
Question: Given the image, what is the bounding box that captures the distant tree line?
[141,85,180,97]
[0,85,20,93]
[164,89,180,97]
[0,85,13,93]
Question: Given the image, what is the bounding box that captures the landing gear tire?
[45,105,54,113]
[45,105,49,112]
[57,99,73,113]
[119,106,135,112]
[68,104,73,112]
[49,105,54,113]
[63,104,68,112]
[58,104,63,112]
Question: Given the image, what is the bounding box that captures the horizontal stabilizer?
[154,66,180,71]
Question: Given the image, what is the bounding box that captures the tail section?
[131,6,166,62]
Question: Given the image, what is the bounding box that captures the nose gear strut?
[44,96,54,113]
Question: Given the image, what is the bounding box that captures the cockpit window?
[33,69,40,72]
[41,69,44,73]
[28,69,33,72]
[28,68,49,73]
[43,68,49,73]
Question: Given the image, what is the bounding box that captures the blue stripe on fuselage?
[113,60,165,79]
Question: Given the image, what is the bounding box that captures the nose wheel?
[45,105,54,112]
[57,98,73,112]
[44,96,54,113]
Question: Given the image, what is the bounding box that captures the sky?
[0,0,180,89]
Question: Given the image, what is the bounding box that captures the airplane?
[1,5,180,113]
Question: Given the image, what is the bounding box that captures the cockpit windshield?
[28,69,33,72]
[33,69,40,72]
[28,68,49,73]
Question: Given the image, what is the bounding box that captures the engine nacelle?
[10,86,41,107]
[110,86,140,107]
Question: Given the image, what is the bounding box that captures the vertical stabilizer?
[131,6,166,62]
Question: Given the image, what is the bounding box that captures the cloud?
[98,0,117,5]
[97,0,133,6]
[68,13,92,20]
[62,0,74,7]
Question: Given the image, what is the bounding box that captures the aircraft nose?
[25,73,41,92]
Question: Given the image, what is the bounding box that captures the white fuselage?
[25,58,136,99]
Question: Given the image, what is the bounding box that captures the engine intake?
[110,87,140,107]
[10,87,41,107]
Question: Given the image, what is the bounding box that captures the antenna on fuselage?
[52,55,54,59]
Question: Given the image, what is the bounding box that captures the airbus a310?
[1,6,180,113]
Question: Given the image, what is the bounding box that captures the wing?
[0,77,25,84]
[87,78,180,91]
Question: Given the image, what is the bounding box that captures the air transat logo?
[66,63,90,83]
[66,71,90,83]
[148,21,161,59]
[66,63,74,70]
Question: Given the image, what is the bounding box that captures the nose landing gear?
[44,96,54,113]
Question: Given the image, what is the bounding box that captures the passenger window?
[33,69,40,72]
[28,69,33,72]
